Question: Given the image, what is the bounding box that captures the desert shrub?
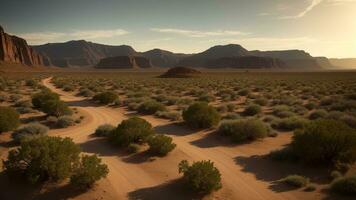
[12,123,49,142]
[330,176,356,195]
[304,184,316,192]
[95,124,115,137]
[147,134,176,156]
[0,106,20,133]
[330,171,342,180]
[281,175,309,188]
[32,90,59,109]
[78,88,94,97]
[183,102,220,129]
[178,160,222,194]
[138,100,166,114]
[238,89,249,96]
[41,100,72,117]
[223,113,241,120]
[56,116,75,128]
[243,104,261,116]
[291,120,356,166]
[155,111,181,121]
[269,147,298,162]
[3,136,81,183]
[93,91,118,105]
[309,109,328,120]
[273,116,308,131]
[110,117,154,147]
[340,115,356,129]
[254,97,268,106]
[70,155,109,189]
[219,119,268,143]
[198,94,215,102]
[127,143,140,154]
[305,102,317,110]
[25,79,37,87]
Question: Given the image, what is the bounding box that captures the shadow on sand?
[128,179,204,200]
[234,154,330,193]
[154,123,197,136]
[0,172,84,200]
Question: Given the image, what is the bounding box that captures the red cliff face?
[0,26,48,66]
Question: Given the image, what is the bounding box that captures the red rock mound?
[160,67,202,78]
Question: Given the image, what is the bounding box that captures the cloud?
[279,0,356,19]
[16,29,129,45]
[150,28,249,37]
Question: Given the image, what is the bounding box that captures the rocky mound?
[95,56,152,69]
[160,67,201,78]
[0,25,49,66]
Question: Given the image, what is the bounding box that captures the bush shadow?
[128,179,204,200]
[190,130,236,148]
[234,154,330,193]
[154,122,197,136]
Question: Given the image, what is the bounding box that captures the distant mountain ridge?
[329,58,356,69]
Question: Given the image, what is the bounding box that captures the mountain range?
[2,25,355,70]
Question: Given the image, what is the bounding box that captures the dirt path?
[41,78,323,200]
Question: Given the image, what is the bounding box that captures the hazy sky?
[1,0,355,58]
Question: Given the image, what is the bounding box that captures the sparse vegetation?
[183,102,220,129]
[0,106,20,133]
[282,175,309,188]
[147,134,176,156]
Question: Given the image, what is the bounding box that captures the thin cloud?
[151,28,249,37]
[16,29,129,45]
[279,0,355,19]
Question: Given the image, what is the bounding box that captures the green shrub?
[127,143,140,154]
[57,116,75,128]
[0,106,20,133]
[183,102,220,129]
[178,160,222,194]
[291,120,356,166]
[32,90,59,109]
[331,176,356,195]
[273,116,308,131]
[41,99,72,117]
[93,91,118,105]
[155,111,181,121]
[304,184,317,192]
[12,123,49,142]
[138,100,166,115]
[219,119,268,143]
[110,117,154,147]
[70,155,109,189]
[254,97,268,106]
[148,134,176,156]
[309,109,328,120]
[95,124,115,137]
[3,136,81,183]
[282,175,309,188]
[243,104,261,116]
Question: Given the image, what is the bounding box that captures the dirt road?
[41,77,322,200]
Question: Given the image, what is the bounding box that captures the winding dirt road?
[41,78,322,200]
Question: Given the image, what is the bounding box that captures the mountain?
[250,50,321,69]
[329,58,356,69]
[315,57,334,69]
[178,44,249,67]
[33,40,137,67]
[141,49,188,67]
[95,56,152,69]
[0,26,49,66]
[205,56,286,69]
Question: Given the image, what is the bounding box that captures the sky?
[0,0,356,58]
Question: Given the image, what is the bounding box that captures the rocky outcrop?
[95,56,152,69]
[0,26,47,66]
[160,67,201,78]
[205,56,286,69]
[33,40,137,67]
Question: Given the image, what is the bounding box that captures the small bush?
[155,111,181,121]
[183,102,220,129]
[273,116,308,131]
[148,134,176,156]
[292,120,356,166]
[243,104,261,116]
[127,143,140,154]
[95,124,115,137]
[12,123,49,142]
[70,155,109,189]
[304,184,316,192]
[41,100,72,117]
[282,175,309,188]
[32,90,59,109]
[0,106,20,133]
[57,116,75,128]
[219,119,268,143]
[93,91,118,105]
[309,109,328,120]
[3,136,81,183]
[331,176,356,195]
[254,97,268,106]
[110,117,154,147]
[138,100,166,115]
[178,160,222,194]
